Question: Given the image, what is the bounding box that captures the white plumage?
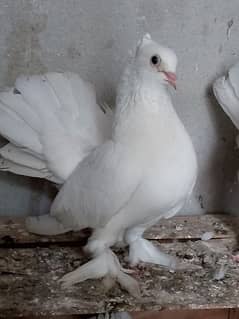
[0,34,197,296]
[213,61,239,182]
[213,62,239,129]
[0,72,112,183]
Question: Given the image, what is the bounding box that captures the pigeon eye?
[151,55,161,66]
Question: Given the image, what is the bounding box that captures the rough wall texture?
[0,0,238,216]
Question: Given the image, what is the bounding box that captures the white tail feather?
[0,89,41,132]
[0,157,59,182]
[25,215,70,235]
[0,144,45,169]
[0,72,112,183]
[0,100,42,153]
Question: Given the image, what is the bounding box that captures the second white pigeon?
[213,61,239,181]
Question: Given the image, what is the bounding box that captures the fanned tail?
[0,72,112,183]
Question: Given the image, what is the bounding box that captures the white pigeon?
[213,62,239,130]
[213,62,239,180]
[0,34,197,297]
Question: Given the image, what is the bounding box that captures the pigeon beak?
[163,71,177,89]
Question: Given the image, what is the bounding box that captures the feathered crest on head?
[136,33,152,56]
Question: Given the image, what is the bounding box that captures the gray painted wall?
[0,0,238,216]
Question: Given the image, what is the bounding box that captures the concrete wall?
[0,0,238,216]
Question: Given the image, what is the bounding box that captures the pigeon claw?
[128,238,201,271]
[59,248,141,298]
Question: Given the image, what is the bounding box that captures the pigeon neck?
[112,67,175,143]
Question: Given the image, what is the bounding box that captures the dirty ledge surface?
[0,214,239,317]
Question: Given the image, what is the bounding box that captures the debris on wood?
[232,254,239,263]
[201,231,215,241]
[213,264,227,281]
[0,215,239,317]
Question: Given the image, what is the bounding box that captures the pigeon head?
[135,34,177,89]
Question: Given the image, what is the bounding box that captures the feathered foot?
[59,249,140,298]
[128,238,201,271]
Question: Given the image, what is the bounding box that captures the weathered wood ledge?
[0,214,239,317]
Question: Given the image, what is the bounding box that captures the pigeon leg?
[125,228,200,271]
[60,249,140,298]
[127,237,178,268]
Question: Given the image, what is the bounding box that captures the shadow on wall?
[0,4,54,216]
[4,13,48,86]
[206,82,239,214]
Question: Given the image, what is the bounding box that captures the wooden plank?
[132,309,229,319]
[0,218,90,246]
[0,238,239,317]
[229,308,239,319]
[0,214,238,245]
[146,214,239,240]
